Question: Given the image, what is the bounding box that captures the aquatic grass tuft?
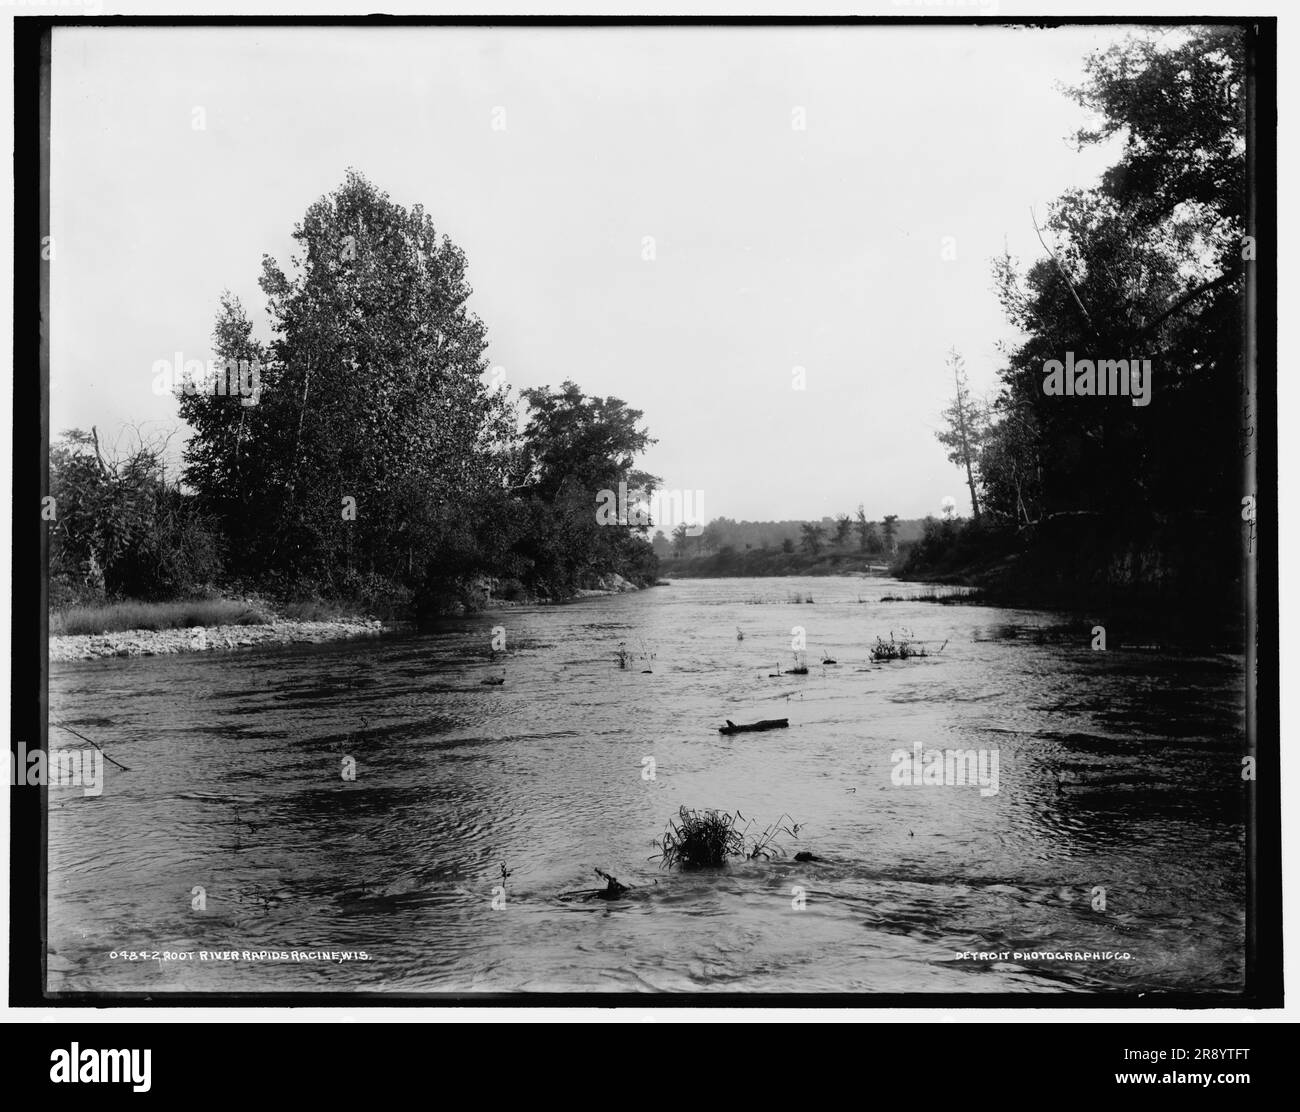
[871,632,928,661]
[653,807,801,869]
[654,807,745,869]
[743,813,802,862]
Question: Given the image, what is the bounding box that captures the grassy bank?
[50,575,653,639]
[49,597,364,637]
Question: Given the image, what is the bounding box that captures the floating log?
[718,717,790,735]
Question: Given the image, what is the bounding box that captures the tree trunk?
[287,354,312,502]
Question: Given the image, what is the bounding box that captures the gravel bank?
[48,617,388,663]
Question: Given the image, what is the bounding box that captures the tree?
[968,28,1246,605]
[854,505,881,553]
[1069,29,1244,234]
[833,513,853,547]
[181,170,513,593]
[979,28,1244,542]
[176,292,267,543]
[881,514,899,555]
[977,401,1043,527]
[799,523,825,555]
[935,348,986,522]
[515,381,659,594]
[49,427,221,602]
[700,520,727,555]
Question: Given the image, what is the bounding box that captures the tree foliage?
[959,28,1246,600]
[50,428,222,604]
[165,172,661,610]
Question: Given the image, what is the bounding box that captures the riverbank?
[48,575,653,662]
[896,525,1245,648]
[48,616,390,663]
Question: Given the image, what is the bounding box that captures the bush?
[332,570,412,619]
[49,431,224,601]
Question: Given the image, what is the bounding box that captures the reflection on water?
[46,577,1246,994]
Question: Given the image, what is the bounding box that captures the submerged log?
[718,717,790,735]
[594,868,629,898]
[556,868,634,903]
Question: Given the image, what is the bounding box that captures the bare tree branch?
[1031,206,1095,335]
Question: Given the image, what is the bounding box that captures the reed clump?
[653,807,801,869]
[871,633,928,661]
[879,587,980,604]
[655,807,744,868]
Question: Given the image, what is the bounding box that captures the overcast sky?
[50,23,1135,522]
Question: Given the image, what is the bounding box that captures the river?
[45,576,1247,995]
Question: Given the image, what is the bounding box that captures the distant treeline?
[904,28,1249,621]
[651,514,924,560]
[655,513,928,577]
[659,549,889,579]
[49,173,660,619]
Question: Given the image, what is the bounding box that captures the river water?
[45,576,1247,995]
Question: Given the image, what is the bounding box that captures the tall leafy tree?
[854,505,881,553]
[833,513,853,547]
[513,381,659,594]
[799,523,825,555]
[181,171,513,592]
[975,27,1245,601]
[881,514,899,554]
